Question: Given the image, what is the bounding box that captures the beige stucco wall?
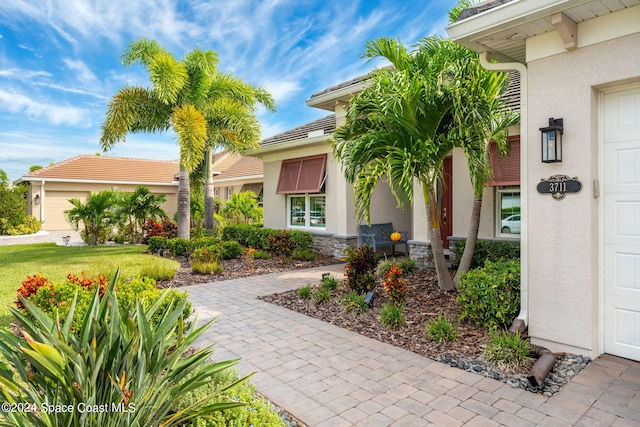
[213,177,263,206]
[29,181,178,231]
[525,25,640,356]
[259,138,411,241]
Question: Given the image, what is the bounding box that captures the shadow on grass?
[0,313,16,330]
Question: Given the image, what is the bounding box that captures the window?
[497,186,520,237]
[214,188,219,198]
[289,194,326,229]
[226,187,233,200]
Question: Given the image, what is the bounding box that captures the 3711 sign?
[537,175,582,200]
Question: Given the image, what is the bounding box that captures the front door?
[603,84,640,361]
[440,157,453,249]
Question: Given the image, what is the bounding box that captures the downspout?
[478,51,529,331]
[480,53,555,388]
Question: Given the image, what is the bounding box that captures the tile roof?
[260,114,336,148]
[22,155,179,183]
[308,73,371,100]
[215,156,263,180]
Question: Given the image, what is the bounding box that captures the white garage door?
[603,84,640,361]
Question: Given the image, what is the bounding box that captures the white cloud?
[0,90,90,126]
[63,58,98,84]
[261,80,302,104]
[0,68,51,79]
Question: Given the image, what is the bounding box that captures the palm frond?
[171,105,208,172]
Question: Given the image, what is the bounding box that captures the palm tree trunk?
[425,185,455,291]
[453,193,483,286]
[204,149,215,235]
[177,164,190,240]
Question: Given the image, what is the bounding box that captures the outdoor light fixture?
[540,118,563,163]
[34,194,40,205]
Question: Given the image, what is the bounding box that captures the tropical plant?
[220,191,264,225]
[343,245,378,293]
[101,38,234,239]
[297,283,311,298]
[382,264,408,305]
[0,271,249,426]
[65,189,117,245]
[311,287,331,304]
[340,291,368,315]
[334,37,458,291]
[114,186,168,244]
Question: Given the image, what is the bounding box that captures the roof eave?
[446,0,591,59]
[20,176,179,186]
[306,80,372,111]
[248,134,331,156]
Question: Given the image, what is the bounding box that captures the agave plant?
[0,270,250,427]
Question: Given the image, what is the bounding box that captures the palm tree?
[65,190,116,245]
[200,75,275,234]
[448,55,520,284]
[221,191,264,224]
[101,38,216,239]
[114,186,168,244]
[334,37,458,291]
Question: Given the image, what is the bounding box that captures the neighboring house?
[251,70,520,263]
[20,155,180,231]
[19,152,264,231]
[212,153,264,206]
[446,0,640,361]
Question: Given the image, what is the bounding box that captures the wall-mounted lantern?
[34,194,41,205]
[540,118,563,163]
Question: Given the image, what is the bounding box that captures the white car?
[501,214,521,234]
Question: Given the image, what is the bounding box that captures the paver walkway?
[186,265,640,426]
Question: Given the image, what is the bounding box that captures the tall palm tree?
[449,58,520,284]
[334,37,458,291]
[200,75,275,234]
[100,38,216,239]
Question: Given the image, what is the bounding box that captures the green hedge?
[453,238,520,270]
[222,225,313,252]
[456,259,520,329]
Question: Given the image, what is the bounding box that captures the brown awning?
[489,136,520,186]
[276,154,327,194]
[240,183,263,196]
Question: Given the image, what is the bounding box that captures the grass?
[0,243,180,328]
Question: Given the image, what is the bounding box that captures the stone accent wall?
[312,233,358,259]
[408,240,433,269]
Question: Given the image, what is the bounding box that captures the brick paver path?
[186,265,640,426]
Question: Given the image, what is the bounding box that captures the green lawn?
[0,243,180,328]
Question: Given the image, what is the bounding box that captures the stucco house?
[20,151,264,231]
[251,69,520,263]
[446,0,640,361]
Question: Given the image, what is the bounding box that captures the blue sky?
[0,0,457,181]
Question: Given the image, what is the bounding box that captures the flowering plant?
[382,264,407,304]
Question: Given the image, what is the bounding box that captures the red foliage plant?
[142,218,177,243]
[67,272,108,297]
[15,273,50,310]
[383,264,408,304]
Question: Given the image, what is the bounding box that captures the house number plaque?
[537,175,582,200]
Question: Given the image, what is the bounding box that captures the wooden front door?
[440,157,453,249]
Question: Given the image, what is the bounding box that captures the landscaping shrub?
[267,229,296,260]
[344,245,378,293]
[288,229,314,252]
[377,257,417,277]
[382,264,407,305]
[5,215,41,236]
[147,235,167,254]
[320,275,339,291]
[192,245,223,275]
[15,273,51,310]
[453,238,520,270]
[138,261,177,281]
[166,237,190,257]
[221,240,244,260]
[312,287,331,304]
[298,283,311,298]
[484,329,530,369]
[0,182,27,234]
[425,313,458,343]
[142,218,177,243]
[380,302,406,329]
[192,262,223,275]
[222,224,273,250]
[190,236,219,250]
[456,259,520,329]
[253,249,270,259]
[174,368,286,427]
[0,272,248,426]
[341,291,368,315]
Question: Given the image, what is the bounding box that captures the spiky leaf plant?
[0,270,249,427]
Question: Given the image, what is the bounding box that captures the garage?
[603,84,640,361]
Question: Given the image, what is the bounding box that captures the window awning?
[489,136,520,187]
[240,183,263,196]
[276,154,327,194]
